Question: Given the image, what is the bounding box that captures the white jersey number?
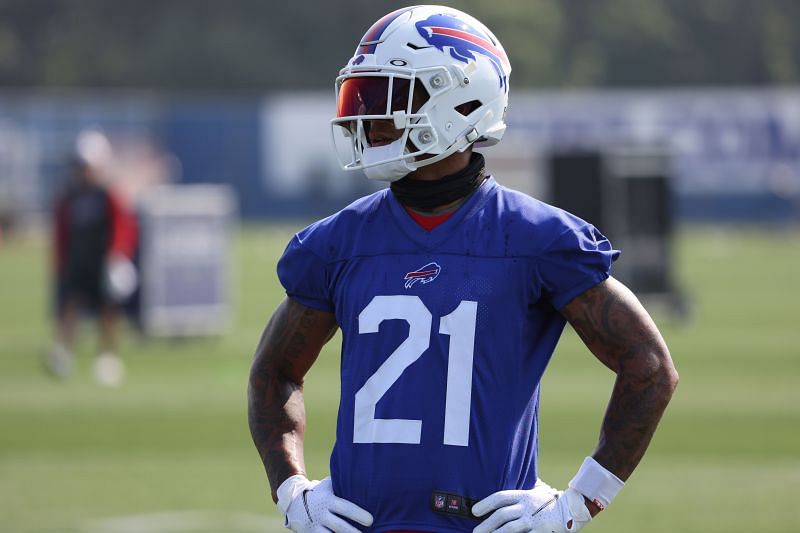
[353,295,477,446]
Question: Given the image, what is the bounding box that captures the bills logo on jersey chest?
[404,262,442,289]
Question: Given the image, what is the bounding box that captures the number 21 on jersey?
[354,295,477,447]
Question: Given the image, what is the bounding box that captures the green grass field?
[1,224,799,532]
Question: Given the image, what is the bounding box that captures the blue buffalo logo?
[416,14,509,88]
[404,262,442,289]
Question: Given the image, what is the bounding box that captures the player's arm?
[473,277,677,533]
[247,296,337,502]
[559,276,679,506]
[248,297,373,532]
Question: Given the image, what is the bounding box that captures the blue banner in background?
[505,89,800,221]
[1,89,799,222]
[161,100,266,218]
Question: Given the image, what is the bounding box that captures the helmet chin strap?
[362,138,417,182]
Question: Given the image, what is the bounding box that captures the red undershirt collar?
[403,206,457,231]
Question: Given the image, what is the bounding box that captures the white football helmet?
[331,5,512,181]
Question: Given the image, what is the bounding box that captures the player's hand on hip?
[277,475,374,532]
[471,479,591,533]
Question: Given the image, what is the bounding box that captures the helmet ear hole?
[455,100,482,116]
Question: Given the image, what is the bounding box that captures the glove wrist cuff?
[276,474,310,516]
[568,456,624,511]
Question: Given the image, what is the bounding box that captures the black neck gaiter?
[390,153,486,211]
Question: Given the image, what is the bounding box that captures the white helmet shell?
[331,5,511,180]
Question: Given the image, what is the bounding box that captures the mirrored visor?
[336,76,412,118]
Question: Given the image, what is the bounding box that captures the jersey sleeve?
[276,234,334,312]
[536,223,620,310]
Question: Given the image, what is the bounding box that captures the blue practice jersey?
[277,177,619,532]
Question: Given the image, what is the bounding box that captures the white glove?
[472,479,591,533]
[277,475,374,533]
[104,253,138,302]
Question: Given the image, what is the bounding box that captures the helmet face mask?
[336,74,426,126]
[333,67,442,173]
[331,5,511,181]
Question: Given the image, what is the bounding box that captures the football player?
[248,5,678,532]
[48,130,137,386]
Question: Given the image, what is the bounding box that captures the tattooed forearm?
[247,365,306,495]
[247,298,338,501]
[560,277,678,481]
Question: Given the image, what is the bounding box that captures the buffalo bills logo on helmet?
[404,262,441,289]
[416,14,509,88]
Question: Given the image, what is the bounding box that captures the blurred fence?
[1,88,799,225]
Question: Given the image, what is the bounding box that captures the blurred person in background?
[249,5,677,533]
[47,129,139,387]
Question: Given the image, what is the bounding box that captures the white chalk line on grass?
[81,510,284,533]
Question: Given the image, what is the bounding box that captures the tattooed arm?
[560,277,679,514]
[247,297,339,503]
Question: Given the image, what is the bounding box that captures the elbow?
[666,360,679,394]
[248,356,304,402]
[655,350,679,399]
[622,347,678,399]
